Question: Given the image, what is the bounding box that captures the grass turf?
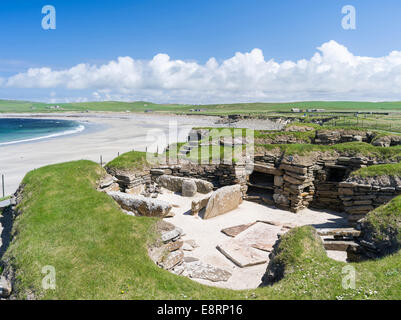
[351,163,401,178]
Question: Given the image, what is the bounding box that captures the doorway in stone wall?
[326,165,349,182]
[246,171,275,205]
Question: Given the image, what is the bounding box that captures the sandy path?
[158,191,349,290]
[0,113,220,195]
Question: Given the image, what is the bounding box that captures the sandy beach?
[1,112,284,196]
[0,112,222,196]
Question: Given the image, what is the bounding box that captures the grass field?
[3,160,401,299]
[2,99,401,114]
[2,99,400,134]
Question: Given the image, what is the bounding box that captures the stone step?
[318,228,361,238]
[247,182,275,190]
[323,240,359,251]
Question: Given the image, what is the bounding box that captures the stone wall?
[150,163,249,194]
[106,168,152,194]
[314,129,373,145]
[248,151,400,219]
[339,176,401,225]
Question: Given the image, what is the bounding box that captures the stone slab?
[221,222,256,237]
[184,261,232,282]
[235,222,282,246]
[217,240,269,267]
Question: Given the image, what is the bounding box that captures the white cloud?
[4,40,401,103]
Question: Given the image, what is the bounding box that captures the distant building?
[145,109,153,113]
[291,108,301,113]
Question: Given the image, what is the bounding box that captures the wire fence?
[322,115,401,133]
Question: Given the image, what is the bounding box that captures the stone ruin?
[98,127,401,285]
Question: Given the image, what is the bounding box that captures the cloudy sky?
[1,0,401,103]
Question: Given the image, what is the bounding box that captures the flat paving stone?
[235,222,283,246]
[221,222,255,237]
[217,222,283,267]
[217,240,269,267]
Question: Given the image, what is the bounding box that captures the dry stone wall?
[339,176,401,225]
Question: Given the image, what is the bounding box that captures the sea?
[0,118,85,146]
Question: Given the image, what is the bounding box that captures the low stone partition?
[152,174,214,195]
[106,168,152,195]
[150,163,249,194]
[314,129,373,145]
[339,178,401,225]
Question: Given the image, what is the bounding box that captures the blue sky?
[1,0,401,103]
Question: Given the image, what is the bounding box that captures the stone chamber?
[99,127,401,288]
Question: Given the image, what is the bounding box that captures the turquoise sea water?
[0,118,85,146]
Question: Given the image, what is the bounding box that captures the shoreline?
[0,121,86,147]
[0,112,283,196]
[0,112,222,196]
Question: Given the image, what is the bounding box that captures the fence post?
[2,174,4,198]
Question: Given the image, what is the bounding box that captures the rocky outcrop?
[107,192,172,217]
[204,185,243,219]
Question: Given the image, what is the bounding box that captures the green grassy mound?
[351,163,401,178]
[105,151,151,172]
[256,142,401,160]
[360,195,401,254]
[3,161,401,299]
[262,226,327,284]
